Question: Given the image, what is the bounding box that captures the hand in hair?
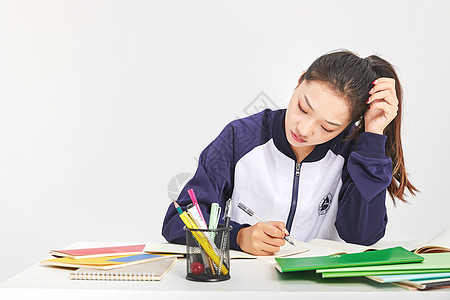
[365,77,399,135]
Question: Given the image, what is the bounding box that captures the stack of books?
[41,244,180,281]
[274,228,450,290]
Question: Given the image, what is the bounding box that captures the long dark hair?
[297,49,418,203]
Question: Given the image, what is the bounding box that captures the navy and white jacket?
[162,109,392,250]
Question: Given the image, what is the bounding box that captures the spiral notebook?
[70,257,177,281]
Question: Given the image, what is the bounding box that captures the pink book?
[50,244,146,259]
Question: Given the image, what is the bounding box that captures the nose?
[298,118,314,137]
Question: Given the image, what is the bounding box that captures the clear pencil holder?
[184,225,232,282]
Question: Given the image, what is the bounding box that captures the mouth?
[291,131,307,143]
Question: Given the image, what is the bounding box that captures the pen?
[223,199,232,233]
[237,202,295,246]
[218,199,232,275]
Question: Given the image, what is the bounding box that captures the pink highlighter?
[187,188,207,226]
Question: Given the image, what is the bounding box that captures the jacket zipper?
[286,162,301,232]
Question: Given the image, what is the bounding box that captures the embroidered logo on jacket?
[318,193,332,215]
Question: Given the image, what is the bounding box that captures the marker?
[237,202,295,246]
[188,189,207,226]
[208,203,221,239]
[187,203,208,229]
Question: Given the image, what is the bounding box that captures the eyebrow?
[304,94,342,127]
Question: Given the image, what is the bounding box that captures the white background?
[1,0,449,283]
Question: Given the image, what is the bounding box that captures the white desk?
[1,242,449,300]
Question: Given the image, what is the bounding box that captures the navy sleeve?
[161,123,248,251]
[335,132,392,246]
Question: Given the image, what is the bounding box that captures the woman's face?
[285,79,352,153]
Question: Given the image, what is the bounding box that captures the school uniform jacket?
[162,109,392,250]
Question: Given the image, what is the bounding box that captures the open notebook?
[293,227,450,257]
[144,237,308,259]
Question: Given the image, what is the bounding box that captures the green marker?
[208,203,221,239]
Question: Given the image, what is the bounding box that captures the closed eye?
[298,103,307,114]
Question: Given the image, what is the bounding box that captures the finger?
[368,94,398,109]
[369,100,397,113]
[372,77,395,85]
[268,221,290,236]
[367,90,396,105]
[263,223,287,239]
[369,82,395,96]
[260,241,282,254]
[261,235,286,247]
[258,229,286,247]
[257,249,276,256]
[369,101,398,118]
[246,247,275,256]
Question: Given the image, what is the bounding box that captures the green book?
[318,252,450,278]
[275,247,423,273]
[322,269,450,278]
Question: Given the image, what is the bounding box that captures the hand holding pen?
[236,202,295,256]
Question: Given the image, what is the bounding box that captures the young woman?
[162,49,418,255]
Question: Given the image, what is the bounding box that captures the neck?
[291,145,315,163]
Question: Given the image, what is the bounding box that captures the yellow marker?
[174,201,228,275]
